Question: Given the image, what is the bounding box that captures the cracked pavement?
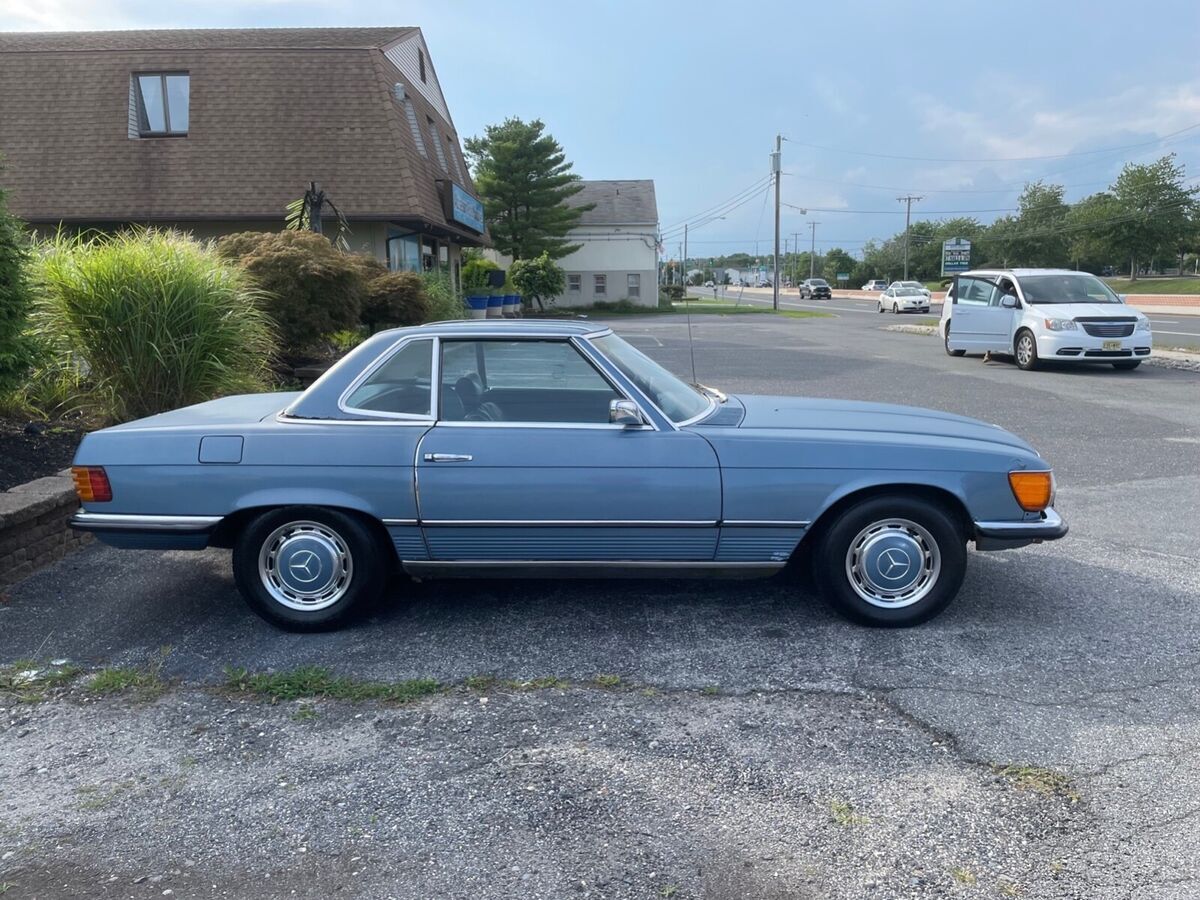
[2,313,1198,898]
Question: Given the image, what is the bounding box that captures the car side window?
[342,339,433,417]
[956,277,995,307]
[439,339,621,424]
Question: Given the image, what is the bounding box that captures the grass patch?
[504,676,569,691]
[1105,276,1200,295]
[701,685,721,696]
[86,647,171,699]
[829,799,869,826]
[224,666,441,705]
[0,659,81,702]
[995,765,1080,803]
[916,318,940,327]
[997,878,1022,896]
[0,883,13,895]
[463,674,497,691]
[592,674,622,689]
[951,867,977,885]
[76,780,135,811]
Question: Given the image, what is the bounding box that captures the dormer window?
[134,72,189,136]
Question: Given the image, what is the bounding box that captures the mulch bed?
[0,416,88,491]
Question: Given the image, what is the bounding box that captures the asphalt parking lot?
[3,313,1200,899]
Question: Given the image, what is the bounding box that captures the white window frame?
[627,274,641,299]
[594,274,607,296]
[567,274,582,293]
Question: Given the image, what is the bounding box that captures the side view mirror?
[609,399,645,427]
[1000,295,1019,309]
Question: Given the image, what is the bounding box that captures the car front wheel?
[892,303,899,314]
[1014,329,1039,370]
[812,495,967,627]
[232,507,388,631]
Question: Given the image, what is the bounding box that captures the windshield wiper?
[691,383,728,403]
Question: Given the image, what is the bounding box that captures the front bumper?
[973,507,1068,550]
[70,511,221,550]
[1037,329,1152,360]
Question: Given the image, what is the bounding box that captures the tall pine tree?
[464,118,592,260]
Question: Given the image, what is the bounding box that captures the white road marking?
[1150,319,1179,324]
[1152,330,1200,337]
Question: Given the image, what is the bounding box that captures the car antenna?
[685,290,698,386]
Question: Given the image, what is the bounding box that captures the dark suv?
[799,278,832,299]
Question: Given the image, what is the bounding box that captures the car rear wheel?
[1112,360,1141,370]
[892,303,899,314]
[944,322,966,356]
[812,495,967,627]
[232,507,388,631]
[1014,329,1039,370]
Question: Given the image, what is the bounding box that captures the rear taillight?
[71,466,113,503]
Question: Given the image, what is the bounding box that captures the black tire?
[232,506,389,632]
[1014,329,1039,371]
[944,322,966,356]
[892,303,899,314]
[812,495,967,627]
[1112,360,1141,370]
[877,303,884,314]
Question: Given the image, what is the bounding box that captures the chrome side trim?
[336,336,436,420]
[276,414,431,427]
[381,518,419,526]
[402,560,784,571]
[722,520,811,528]
[419,519,718,527]
[71,512,222,532]
[433,420,644,431]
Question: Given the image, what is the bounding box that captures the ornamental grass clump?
[32,229,276,422]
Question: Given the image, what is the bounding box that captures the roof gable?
[569,180,658,226]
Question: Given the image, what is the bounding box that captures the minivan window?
[1018,273,1120,304]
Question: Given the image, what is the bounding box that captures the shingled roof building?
[0,27,487,279]
[556,180,659,308]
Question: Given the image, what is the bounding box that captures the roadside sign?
[836,272,849,282]
[942,238,971,275]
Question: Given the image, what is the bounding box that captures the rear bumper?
[973,507,1068,550]
[70,512,221,550]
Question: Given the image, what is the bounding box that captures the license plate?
[1103,340,1121,351]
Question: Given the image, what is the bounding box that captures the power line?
[660,175,772,236]
[784,122,1200,163]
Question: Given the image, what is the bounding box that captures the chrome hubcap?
[1017,336,1033,365]
[259,520,353,611]
[845,518,941,609]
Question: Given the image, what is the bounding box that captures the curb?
[0,470,91,590]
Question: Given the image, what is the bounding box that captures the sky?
[4,0,1199,262]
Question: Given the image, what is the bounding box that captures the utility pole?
[792,232,802,286]
[683,223,688,290]
[808,222,821,279]
[897,195,923,280]
[772,133,782,310]
[677,244,683,285]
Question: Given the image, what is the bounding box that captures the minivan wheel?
[812,495,967,627]
[232,507,388,631]
[944,323,966,356]
[1015,330,1039,370]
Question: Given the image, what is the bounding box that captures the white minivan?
[939,269,1153,370]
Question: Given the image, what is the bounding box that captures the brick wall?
[0,474,91,589]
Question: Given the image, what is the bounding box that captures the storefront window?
[386,234,420,272]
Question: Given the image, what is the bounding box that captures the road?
[2,314,1200,899]
[700,285,1200,349]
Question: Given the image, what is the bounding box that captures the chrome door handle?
[424,453,473,462]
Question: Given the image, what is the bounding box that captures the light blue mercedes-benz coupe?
[70,320,1066,631]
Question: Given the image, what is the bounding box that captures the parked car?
[71,320,1065,631]
[862,279,889,292]
[891,280,932,299]
[703,280,714,287]
[798,278,832,299]
[939,269,1152,370]
[878,285,930,314]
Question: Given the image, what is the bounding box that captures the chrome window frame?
[434,334,659,431]
[579,334,715,429]
[337,336,438,421]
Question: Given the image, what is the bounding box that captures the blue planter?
[486,295,504,318]
[466,295,489,319]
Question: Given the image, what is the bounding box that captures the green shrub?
[0,183,37,396]
[420,271,466,321]
[215,230,361,357]
[31,229,276,422]
[591,299,640,313]
[347,257,431,330]
[461,254,501,293]
[510,253,565,311]
[662,284,686,302]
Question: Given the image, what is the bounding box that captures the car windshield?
[895,287,924,296]
[591,333,712,423]
[1018,273,1121,304]
[900,282,923,288]
[810,279,829,286]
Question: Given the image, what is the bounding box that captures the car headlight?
[1136,318,1151,332]
[1042,318,1078,331]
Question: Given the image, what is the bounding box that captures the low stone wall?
[0,472,90,589]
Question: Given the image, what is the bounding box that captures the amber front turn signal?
[1008,470,1054,512]
[71,466,113,503]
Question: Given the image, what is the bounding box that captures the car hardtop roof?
[413,319,606,337]
[959,268,1086,278]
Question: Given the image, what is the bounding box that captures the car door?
[947,276,1004,350]
[415,337,722,562]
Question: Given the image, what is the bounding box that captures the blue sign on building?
[449,182,485,233]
